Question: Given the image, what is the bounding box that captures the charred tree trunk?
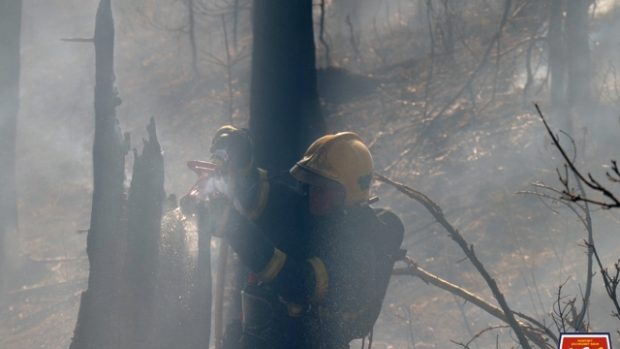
[232,0,240,52]
[124,118,164,349]
[220,0,327,341]
[441,0,455,62]
[565,0,592,108]
[249,0,326,174]
[549,0,592,111]
[548,0,566,108]
[71,2,170,348]
[70,1,127,348]
[0,0,21,301]
[187,0,199,77]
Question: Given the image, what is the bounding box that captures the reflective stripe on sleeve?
[307,257,329,303]
[256,248,287,282]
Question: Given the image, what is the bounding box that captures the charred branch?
[376,173,534,349]
[535,104,620,209]
[393,256,555,348]
[422,0,512,130]
[518,180,593,332]
[588,242,620,321]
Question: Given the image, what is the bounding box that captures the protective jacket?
[220,170,404,349]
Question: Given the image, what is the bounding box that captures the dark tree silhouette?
[124,118,164,348]
[70,1,127,348]
[250,0,326,174]
[548,0,566,108]
[70,1,167,348]
[548,0,593,111]
[565,0,593,108]
[0,0,21,301]
[185,0,199,76]
[218,0,327,344]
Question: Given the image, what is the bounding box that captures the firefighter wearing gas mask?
[200,125,404,349]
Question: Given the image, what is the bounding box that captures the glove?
[210,125,254,178]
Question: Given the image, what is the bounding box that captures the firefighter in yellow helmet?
[198,126,404,349]
[291,132,374,214]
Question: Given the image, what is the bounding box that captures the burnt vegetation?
[3,0,620,348]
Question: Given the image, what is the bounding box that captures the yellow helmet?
[290,132,373,207]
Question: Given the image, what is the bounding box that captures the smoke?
[4,0,620,348]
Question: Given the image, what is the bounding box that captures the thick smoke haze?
[3,1,620,348]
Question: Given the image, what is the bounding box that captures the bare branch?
[535,104,620,208]
[518,177,594,332]
[393,257,555,347]
[587,242,620,320]
[606,160,620,183]
[376,173,533,349]
[551,280,570,333]
[425,0,512,125]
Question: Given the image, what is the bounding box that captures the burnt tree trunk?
[548,0,566,108]
[250,0,326,174]
[70,2,170,348]
[124,118,164,349]
[0,0,21,301]
[221,0,327,339]
[565,0,592,108]
[441,0,455,62]
[70,1,126,348]
[186,0,199,77]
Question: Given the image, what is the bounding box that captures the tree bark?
[187,0,199,77]
[0,0,21,301]
[220,0,328,342]
[548,0,566,108]
[250,0,326,175]
[70,1,127,348]
[124,118,164,349]
[565,0,592,108]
